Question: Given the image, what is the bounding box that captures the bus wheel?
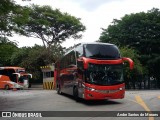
[73,87,79,102]
[57,85,62,95]
[28,83,31,88]
[4,85,10,90]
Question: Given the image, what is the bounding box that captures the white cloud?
[70,0,123,11]
[11,0,160,48]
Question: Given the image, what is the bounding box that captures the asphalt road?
[0,89,160,120]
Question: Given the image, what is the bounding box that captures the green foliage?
[148,56,160,79]
[10,44,65,83]
[10,45,45,82]
[99,8,160,52]
[120,47,145,89]
[120,47,146,88]
[12,6,30,34]
[0,0,29,37]
[99,8,160,82]
[10,47,31,65]
[19,5,86,48]
[0,0,16,36]
[19,45,47,82]
[0,37,18,66]
[121,47,145,75]
[51,43,65,62]
[0,0,15,14]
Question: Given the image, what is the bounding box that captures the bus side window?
[0,70,3,75]
[19,76,24,83]
[67,51,76,68]
[71,51,76,65]
[75,45,83,58]
[12,74,17,82]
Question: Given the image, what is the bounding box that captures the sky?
[9,0,160,48]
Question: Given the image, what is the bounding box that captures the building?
[40,65,55,90]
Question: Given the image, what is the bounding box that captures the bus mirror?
[28,74,32,78]
[13,73,21,78]
[77,57,83,62]
[77,58,84,69]
[122,57,134,70]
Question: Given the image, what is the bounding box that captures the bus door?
[12,73,28,88]
[18,74,32,88]
[66,64,77,95]
[12,73,23,88]
[61,64,75,94]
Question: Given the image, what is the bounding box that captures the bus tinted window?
[85,63,123,85]
[0,69,17,82]
[84,44,120,59]
[0,69,15,76]
[75,45,83,58]
[60,51,76,69]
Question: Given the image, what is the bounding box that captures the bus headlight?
[13,83,18,88]
[82,84,95,91]
[13,83,21,88]
[86,87,95,91]
[119,86,125,90]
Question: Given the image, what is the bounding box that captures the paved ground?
[0,89,160,120]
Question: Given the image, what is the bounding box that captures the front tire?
[73,87,79,102]
[57,85,62,95]
[4,85,9,90]
[28,83,31,88]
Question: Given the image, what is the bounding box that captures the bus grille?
[95,89,120,94]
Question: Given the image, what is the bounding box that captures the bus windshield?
[85,63,123,85]
[84,44,120,59]
[18,75,31,83]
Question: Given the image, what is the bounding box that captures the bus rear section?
[55,42,134,100]
[0,67,32,90]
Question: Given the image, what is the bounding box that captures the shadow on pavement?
[61,93,122,106]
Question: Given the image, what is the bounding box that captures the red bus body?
[55,42,133,100]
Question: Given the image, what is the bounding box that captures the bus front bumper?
[83,89,125,100]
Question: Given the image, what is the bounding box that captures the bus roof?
[0,67,25,70]
[65,42,116,55]
[55,42,118,62]
[74,42,115,47]
[80,42,115,46]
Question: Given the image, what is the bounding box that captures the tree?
[19,5,86,48]
[99,8,160,88]
[99,8,160,55]
[0,0,29,37]
[0,0,16,36]
[120,47,145,89]
[10,46,31,66]
[50,43,65,62]
[0,36,18,66]
[11,45,48,83]
[11,44,65,83]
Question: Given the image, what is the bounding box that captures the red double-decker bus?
[55,42,134,101]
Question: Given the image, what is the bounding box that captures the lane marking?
[135,95,150,111]
[128,92,160,96]
[125,97,139,104]
[135,95,154,120]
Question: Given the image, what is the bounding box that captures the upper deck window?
[84,44,120,60]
